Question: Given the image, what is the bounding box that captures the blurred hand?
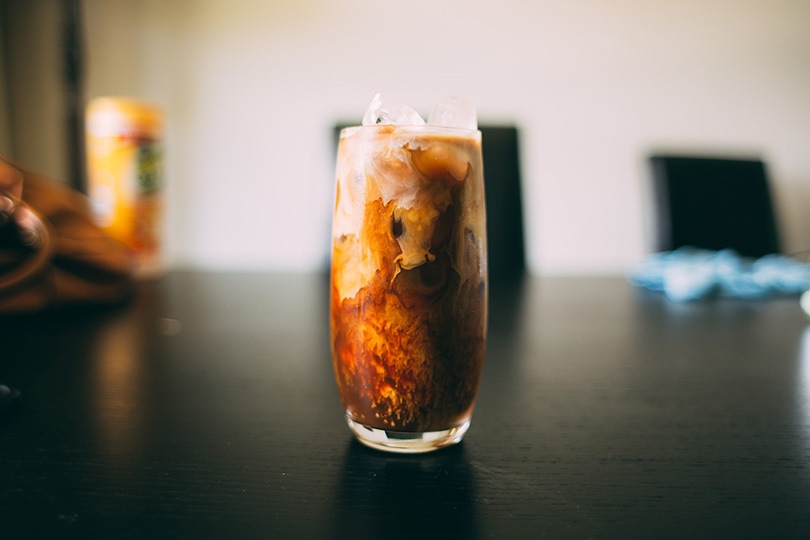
[0,156,24,201]
[0,156,44,247]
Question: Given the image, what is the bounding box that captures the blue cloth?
[628,248,810,302]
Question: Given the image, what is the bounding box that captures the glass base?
[346,416,470,454]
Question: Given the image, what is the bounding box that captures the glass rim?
[339,124,482,138]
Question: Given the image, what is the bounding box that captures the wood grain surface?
[2,273,809,539]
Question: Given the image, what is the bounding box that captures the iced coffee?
[330,95,488,453]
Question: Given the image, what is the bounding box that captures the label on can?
[86,98,164,277]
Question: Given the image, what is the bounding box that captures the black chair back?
[649,155,780,259]
[479,125,525,283]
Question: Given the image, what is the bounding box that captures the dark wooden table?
[2,272,810,539]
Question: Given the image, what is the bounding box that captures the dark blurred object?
[649,155,781,259]
[0,384,21,417]
[0,157,136,314]
[62,0,87,193]
[333,124,526,284]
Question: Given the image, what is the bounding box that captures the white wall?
[12,0,810,274]
[1,0,65,175]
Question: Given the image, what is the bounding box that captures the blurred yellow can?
[85,97,164,277]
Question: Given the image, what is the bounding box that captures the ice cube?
[427,95,478,130]
[362,93,425,126]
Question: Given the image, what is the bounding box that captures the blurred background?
[0,0,808,275]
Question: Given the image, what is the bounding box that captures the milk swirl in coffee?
[330,97,487,450]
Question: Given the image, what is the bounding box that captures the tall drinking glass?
[330,123,488,453]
